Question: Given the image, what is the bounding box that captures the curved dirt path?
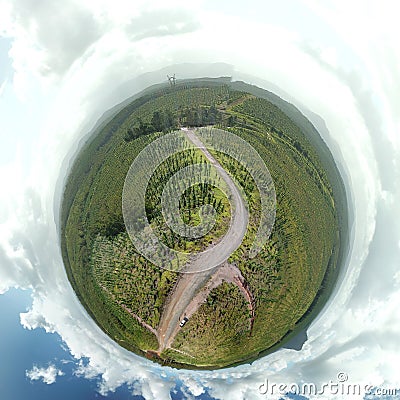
[182,262,255,330]
[157,128,249,352]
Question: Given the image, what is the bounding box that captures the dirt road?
[157,128,249,352]
[182,262,255,329]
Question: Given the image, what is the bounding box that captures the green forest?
[61,79,348,368]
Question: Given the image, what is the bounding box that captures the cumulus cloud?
[8,0,101,74]
[1,0,201,99]
[26,364,64,385]
[180,376,206,398]
[0,0,399,399]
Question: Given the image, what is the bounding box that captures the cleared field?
[61,79,347,368]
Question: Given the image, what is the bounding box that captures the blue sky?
[0,289,221,400]
[0,289,141,400]
[0,1,400,399]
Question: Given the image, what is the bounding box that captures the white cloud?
[0,0,399,399]
[26,364,64,385]
[0,0,202,99]
[0,79,6,97]
[181,376,205,397]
